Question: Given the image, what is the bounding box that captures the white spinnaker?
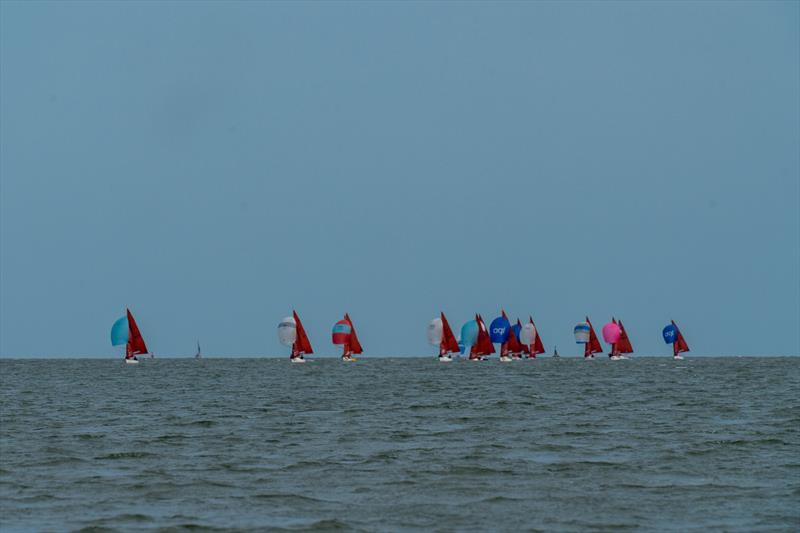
[277,316,297,346]
[427,317,443,346]
[520,323,537,345]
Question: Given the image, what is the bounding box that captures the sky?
[1,1,798,357]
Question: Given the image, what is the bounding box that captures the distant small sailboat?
[110,308,150,364]
[663,320,689,359]
[520,316,545,359]
[278,310,313,363]
[332,313,362,362]
[427,312,460,361]
[552,345,560,358]
[195,341,202,359]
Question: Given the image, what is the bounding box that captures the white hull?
[438,356,453,362]
[290,358,307,364]
[499,356,513,362]
[609,355,623,361]
[673,355,684,360]
[342,357,357,362]
[124,359,139,364]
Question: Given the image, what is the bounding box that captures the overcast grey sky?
[1,1,798,357]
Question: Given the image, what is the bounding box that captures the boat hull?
[290,358,307,364]
[124,359,139,364]
[438,356,453,362]
[673,355,684,360]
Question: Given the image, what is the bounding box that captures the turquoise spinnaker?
[460,320,478,349]
[111,316,129,346]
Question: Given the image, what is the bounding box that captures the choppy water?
[1,357,798,532]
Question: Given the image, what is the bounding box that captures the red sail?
[672,320,689,356]
[500,311,524,356]
[292,310,313,357]
[344,313,363,355]
[126,308,149,358]
[530,316,545,355]
[440,312,460,356]
[617,319,634,354]
[474,314,495,356]
[585,316,602,358]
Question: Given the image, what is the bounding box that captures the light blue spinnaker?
[460,320,478,349]
[111,316,129,346]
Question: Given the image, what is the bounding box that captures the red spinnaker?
[126,308,148,358]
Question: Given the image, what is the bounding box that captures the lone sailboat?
[278,310,313,363]
[195,341,201,359]
[332,313,363,362]
[110,308,150,364]
[427,312,460,362]
[663,320,689,360]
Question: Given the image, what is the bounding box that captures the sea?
[1,357,798,532]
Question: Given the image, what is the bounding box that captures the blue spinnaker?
[460,320,478,349]
[662,324,678,344]
[111,316,129,346]
[511,323,522,342]
[489,316,510,344]
[574,323,590,344]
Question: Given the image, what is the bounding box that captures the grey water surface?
[1,357,798,532]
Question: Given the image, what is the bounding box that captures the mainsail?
[292,310,313,358]
[344,313,363,357]
[125,309,148,359]
[616,319,634,354]
[584,317,603,358]
[672,320,689,357]
[470,314,495,359]
[439,312,460,357]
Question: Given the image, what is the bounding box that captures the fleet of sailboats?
[110,308,692,361]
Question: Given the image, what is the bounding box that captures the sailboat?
[603,319,623,360]
[616,319,634,358]
[498,311,525,361]
[584,317,603,359]
[110,308,150,364]
[552,345,560,358]
[278,310,313,363]
[332,313,363,362]
[521,316,545,359]
[427,312,460,362]
[489,311,514,362]
[195,341,201,359]
[469,314,495,361]
[663,320,689,359]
